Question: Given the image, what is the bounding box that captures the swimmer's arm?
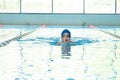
[70,41,74,44]
[57,42,62,45]
[70,41,77,46]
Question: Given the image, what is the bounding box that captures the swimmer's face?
[61,33,70,42]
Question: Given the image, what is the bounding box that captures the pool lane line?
[0,30,36,47]
[96,29,120,39]
[89,25,120,39]
[0,25,47,47]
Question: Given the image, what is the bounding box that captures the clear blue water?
[0,25,120,80]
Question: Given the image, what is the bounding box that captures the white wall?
[0,14,120,26]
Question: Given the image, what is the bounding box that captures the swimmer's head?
[61,29,71,38]
[61,29,71,42]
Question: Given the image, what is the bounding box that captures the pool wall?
[0,14,120,26]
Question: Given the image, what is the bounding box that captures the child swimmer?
[58,29,74,56]
[58,29,74,45]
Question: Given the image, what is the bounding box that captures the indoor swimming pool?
[0,25,120,80]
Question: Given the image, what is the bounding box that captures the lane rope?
[0,25,47,47]
[89,25,120,39]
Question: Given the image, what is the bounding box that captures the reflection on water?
[61,42,71,56]
[0,26,120,80]
[17,42,28,80]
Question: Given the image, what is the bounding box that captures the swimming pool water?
[0,25,120,80]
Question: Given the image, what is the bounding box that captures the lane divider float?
[0,24,47,47]
[89,25,120,39]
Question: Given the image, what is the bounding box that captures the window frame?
[0,0,119,14]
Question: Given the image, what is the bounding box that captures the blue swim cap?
[61,29,71,37]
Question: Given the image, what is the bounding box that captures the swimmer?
[58,29,74,56]
[58,29,74,45]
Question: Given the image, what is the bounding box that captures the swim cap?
[61,29,71,37]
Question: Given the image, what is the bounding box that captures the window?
[53,0,83,13]
[85,0,115,14]
[0,0,20,13]
[22,0,51,13]
[117,0,120,13]
[0,0,119,14]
